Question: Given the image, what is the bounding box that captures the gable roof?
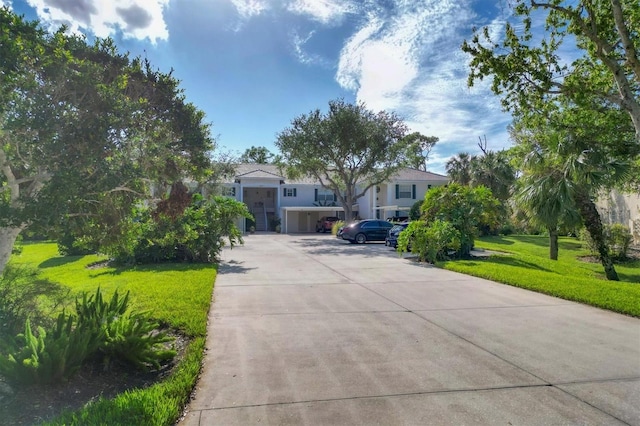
[227,164,448,184]
[390,168,449,182]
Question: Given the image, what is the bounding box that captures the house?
[223,164,449,233]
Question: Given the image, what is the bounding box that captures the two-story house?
[223,164,449,233]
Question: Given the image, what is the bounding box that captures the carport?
[280,206,359,233]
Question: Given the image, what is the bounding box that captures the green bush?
[0,288,176,385]
[607,224,632,259]
[332,220,345,235]
[421,184,501,256]
[0,265,69,339]
[409,200,423,221]
[397,220,461,263]
[580,223,632,260]
[109,195,252,264]
[0,313,94,384]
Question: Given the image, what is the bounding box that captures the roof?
[227,164,448,185]
[389,168,449,182]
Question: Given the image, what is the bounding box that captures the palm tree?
[516,160,581,260]
[470,150,516,202]
[515,130,630,280]
[445,152,472,185]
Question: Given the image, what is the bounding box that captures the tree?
[275,99,410,221]
[421,184,502,257]
[403,132,438,171]
[462,0,640,142]
[510,115,633,279]
[239,146,275,164]
[445,153,473,185]
[515,166,581,260]
[0,9,214,275]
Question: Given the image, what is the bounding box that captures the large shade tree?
[0,9,214,274]
[275,99,412,221]
[462,0,640,142]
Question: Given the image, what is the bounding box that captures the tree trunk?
[548,227,558,260]
[574,191,619,281]
[0,227,23,276]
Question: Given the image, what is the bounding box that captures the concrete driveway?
[180,233,640,425]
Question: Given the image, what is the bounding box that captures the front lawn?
[440,235,640,317]
[6,241,216,425]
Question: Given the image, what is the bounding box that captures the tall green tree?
[239,146,275,164]
[462,0,640,142]
[275,99,410,221]
[445,152,473,185]
[510,114,633,278]
[0,9,214,274]
[403,132,438,171]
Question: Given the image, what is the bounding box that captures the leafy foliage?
[397,220,461,263]
[0,265,69,338]
[0,8,216,275]
[409,199,423,221]
[0,287,176,385]
[581,223,633,260]
[106,195,252,264]
[275,98,413,221]
[421,184,501,256]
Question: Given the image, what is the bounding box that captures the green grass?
[9,241,216,425]
[439,235,640,317]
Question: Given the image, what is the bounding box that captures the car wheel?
[355,233,366,244]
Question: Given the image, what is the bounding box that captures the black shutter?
[283,188,286,197]
[395,184,399,199]
[314,188,318,201]
[412,184,416,199]
[333,193,337,202]
[293,188,297,197]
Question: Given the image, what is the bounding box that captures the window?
[396,184,414,199]
[223,186,236,197]
[315,188,336,203]
[283,187,297,197]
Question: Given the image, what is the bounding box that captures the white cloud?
[286,0,356,25]
[25,0,169,42]
[229,0,269,19]
[334,0,515,173]
[291,30,330,66]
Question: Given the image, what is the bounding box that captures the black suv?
[340,220,394,244]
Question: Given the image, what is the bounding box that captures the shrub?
[409,199,423,221]
[109,195,252,264]
[75,288,176,371]
[0,288,176,385]
[0,313,94,384]
[580,223,632,260]
[0,265,69,338]
[421,184,501,256]
[397,220,461,263]
[332,220,345,235]
[607,224,632,259]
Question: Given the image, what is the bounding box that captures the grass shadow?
[475,255,554,273]
[89,262,217,277]
[39,255,84,269]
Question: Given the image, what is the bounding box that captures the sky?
[5,0,517,174]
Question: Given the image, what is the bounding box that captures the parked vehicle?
[340,219,394,244]
[316,216,340,233]
[385,222,409,248]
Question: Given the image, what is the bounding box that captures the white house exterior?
[223,164,449,233]
[597,190,640,246]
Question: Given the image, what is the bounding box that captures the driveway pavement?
[180,233,640,425]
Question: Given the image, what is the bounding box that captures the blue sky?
[5,0,516,174]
